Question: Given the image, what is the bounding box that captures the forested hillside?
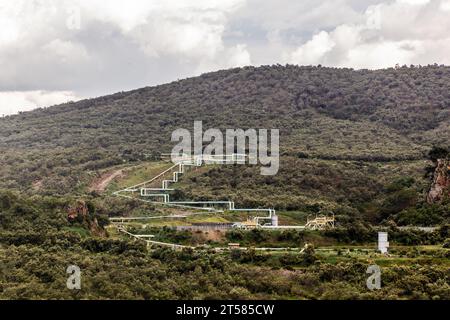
[1,189,449,299]
[0,65,449,194]
[1,65,449,300]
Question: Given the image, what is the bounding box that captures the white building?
[378,232,389,254]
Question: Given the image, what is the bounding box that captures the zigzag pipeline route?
[110,154,334,250]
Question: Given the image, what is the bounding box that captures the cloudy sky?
[1,0,449,115]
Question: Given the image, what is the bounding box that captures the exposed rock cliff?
[67,200,107,237]
[427,159,450,204]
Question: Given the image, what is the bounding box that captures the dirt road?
[89,169,124,193]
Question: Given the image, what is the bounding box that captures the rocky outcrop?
[67,200,88,220]
[427,159,450,204]
[67,200,106,237]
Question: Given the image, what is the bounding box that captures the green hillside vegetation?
[1,65,449,300]
[1,65,449,194]
[173,157,449,226]
[1,190,449,299]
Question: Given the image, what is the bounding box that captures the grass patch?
[63,226,90,238]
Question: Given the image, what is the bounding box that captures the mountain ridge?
[0,64,449,195]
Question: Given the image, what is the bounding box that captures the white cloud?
[0,0,250,114]
[290,31,336,65]
[227,44,252,67]
[195,44,252,74]
[440,0,450,10]
[42,39,89,63]
[397,0,430,5]
[288,0,450,69]
[346,41,419,69]
[0,91,81,116]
